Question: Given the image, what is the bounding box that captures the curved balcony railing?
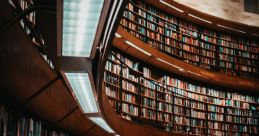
[104,49,259,135]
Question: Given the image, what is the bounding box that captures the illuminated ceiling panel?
[65,72,98,113]
[62,0,104,57]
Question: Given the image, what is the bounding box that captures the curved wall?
[173,0,259,27]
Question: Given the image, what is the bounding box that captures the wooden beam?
[24,76,59,104]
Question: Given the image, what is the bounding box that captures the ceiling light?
[89,117,115,133]
[187,14,212,24]
[159,0,184,13]
[156,58,184,71]
[125,41,151,56]
[64,72,98,113]
[217,24,246,33]
[62,0,104,57]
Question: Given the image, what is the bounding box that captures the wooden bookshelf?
[119,0,259,79]
[104,48,259,135]
[9,0,54,68]
[0,92,74,136]
[113,26,259,93]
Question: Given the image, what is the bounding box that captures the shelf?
[121,1,259,79]
[104,48,259,136]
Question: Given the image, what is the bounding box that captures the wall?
[173,0,259,27]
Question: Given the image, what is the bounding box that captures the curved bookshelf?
[103,47,259,135]
[114,27,259,92]
[119,0,259,79]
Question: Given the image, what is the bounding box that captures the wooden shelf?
[103,48,259,135]
[121,1,259,79]
[113,26,259,93]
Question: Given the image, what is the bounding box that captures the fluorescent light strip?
[62,0,104,57]
[65,73,98,113]
[89,117,115,133]
[159,0,184,13]
[187,14,212,24]
[156,58,183,71]
[217,24,246,33]
[125,41,151,56]
[115,33,122,38]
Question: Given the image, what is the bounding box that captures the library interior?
[0,0,259,135]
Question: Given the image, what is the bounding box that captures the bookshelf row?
[119,0,259,78]
[104,49,259,135]
[8,0,54,69]
[0,100,73,136]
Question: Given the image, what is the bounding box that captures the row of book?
[161,75,259,103]
[122,92,137,103]
[106,86,118,98]
[122,103,138,116]
[0,102,72,136]
[157,112,170,122]
[142,97,156,109]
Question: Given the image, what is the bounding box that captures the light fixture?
[125,41,152,56]
[89,117,115,133]
[64,72,98,113]
[156,58,184,71]
[115,33,122,38]
[62,0,104,57]
[187,14,212,24]
[217,24,246,33]
[159,0,184,13]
